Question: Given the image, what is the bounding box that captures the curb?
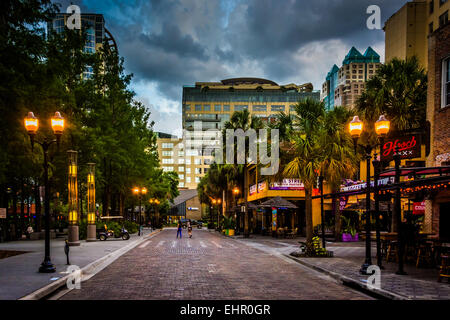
[19,229,162,300]
[283,254,410,300]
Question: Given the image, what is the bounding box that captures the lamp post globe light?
[24,111,65,273]
[133,187,147,236]
[348,114,390,275]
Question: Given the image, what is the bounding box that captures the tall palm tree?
[223,109,264,236]
[282,99,356,251]
[356,56,427,132]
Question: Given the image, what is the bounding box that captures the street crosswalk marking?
[156,240,165,247]
[172,240,176,248]
[187,241,191,248]
[211,241,222,248]
[138,240,152,249]
[199,241,207,248]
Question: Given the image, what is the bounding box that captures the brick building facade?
[425,22,450,239]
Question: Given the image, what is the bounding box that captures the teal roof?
[342,47,365,65]
[326,64,339,80]
[363,46,380,62]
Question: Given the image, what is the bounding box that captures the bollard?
[64,239,70,265]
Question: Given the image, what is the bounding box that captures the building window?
[178,151,184,157]
[204,168,208,173]
[186,167,191,174]
[162,158,174,164]
[203,105,211,111]
[194,158,201,165]
[186,177,191,183]
[430,0,434,14]
[214,105,221,112]
[442,57,450,108]
[195,104,202,111]
[253,105,267,112]
[163,166,173,172]
[223,105,230,112]
[234,105,248,111]
[178,158,185,164]
[289,105,296,111]
[162,143,173,149]
[179,182,184,187]
[439,10,448,27]
[184,104,191,111]
[186,158,191,165]
[271,105,285,112]
[195,177,200,183]
[178,174,184,180]
[179,166,184,172]
[204,158,211,165]
[162,151,173,156]
[195,168,201,174]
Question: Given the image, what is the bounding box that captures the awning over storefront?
[258,196,298,209]
[379,166,450,177]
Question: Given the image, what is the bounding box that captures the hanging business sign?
[413,201,426,215]
[381,134,422,162]
[339,196,349,211]
[0,208,6,219]
[269,179,304,190]
[340,177,395,192]
[249,184,257,195]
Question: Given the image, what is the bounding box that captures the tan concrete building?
[170,189,203,221]
[384,0,449,69]
[182,78,319,188]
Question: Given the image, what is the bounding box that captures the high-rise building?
[156,132,190,189]
[321,47,381,110]
[47,13,117,79]
[384,0,449,69]
[181,77,319,188]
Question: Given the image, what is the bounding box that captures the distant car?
[191,220,204,229]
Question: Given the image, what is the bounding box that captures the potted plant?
[222,216,235,236]
[341,216,358,242]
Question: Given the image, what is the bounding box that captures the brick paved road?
[61,229,372,300]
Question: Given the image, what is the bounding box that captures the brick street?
[61,229,372,300]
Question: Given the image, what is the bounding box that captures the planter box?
[227,229,235,236]
[342,233,358,242]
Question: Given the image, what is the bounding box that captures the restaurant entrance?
[440,202,450,241]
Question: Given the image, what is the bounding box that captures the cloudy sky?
[54,0,406,136]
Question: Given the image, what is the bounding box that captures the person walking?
[187,219,192,238]
[176,222,182,239]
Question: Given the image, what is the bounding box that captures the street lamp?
[133,187,147,236]
[24,111,64,273]
[149,198,160,228]
[349,114,390,275]
[232,187,240,234]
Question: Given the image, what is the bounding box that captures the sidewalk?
[0,228,157,300]
[228,233,450,300]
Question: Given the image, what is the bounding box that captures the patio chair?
[286,228,298,239]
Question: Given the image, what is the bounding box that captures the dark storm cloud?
[54,0,406,109]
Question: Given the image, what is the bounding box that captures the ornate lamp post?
[67,150,80,246]
[349,115,390,275]
[24,111,64,272]
[86,163,96,242]
[149,198,160,228]
[233,187,240,234]
[133,187,147,236]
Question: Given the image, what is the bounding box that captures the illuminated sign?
[270,179,304,190]
[413,201,425,215]
[381,134,421,162]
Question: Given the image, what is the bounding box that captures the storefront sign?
[340,177,395,192]
[258,181,266,193]
[188,207,199,211]
[249,184,257,195]
[413,201,426,215]
[270,179,304,190]
[339,196,349,211]
[272,207,277,231]
[0,208,6,219]
[381,134,421,161]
